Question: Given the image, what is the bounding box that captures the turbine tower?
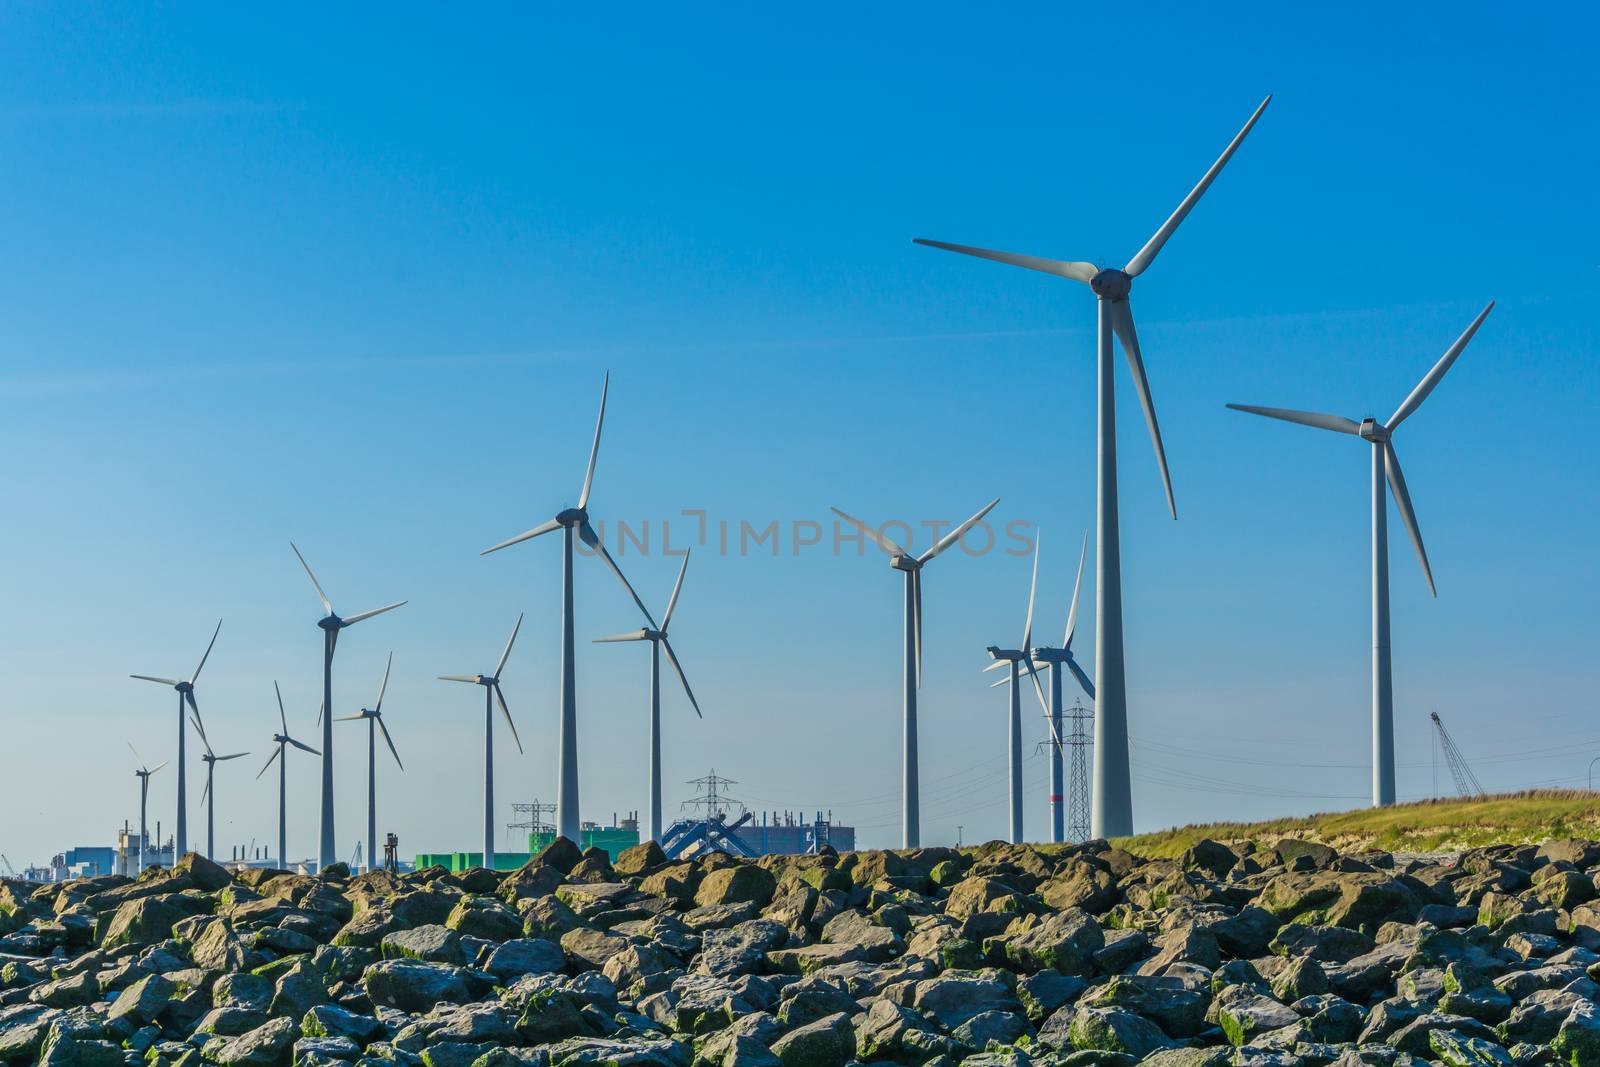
[481,372,659,841]
[1227,302,1493,807]
[1027,532,1095,843]
[336,652,403,873]
[194,726,248,862]
[983,531,1053,844]
[131,618,222,857]
[289,543,406,871]
[915,96,1270,837]
[594,550,703,843]
[831,498,999,848]
[256,681,320,871]
[440,614,525,869]
[128,744,165,873]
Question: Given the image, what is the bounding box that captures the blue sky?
[2,4,1596,864]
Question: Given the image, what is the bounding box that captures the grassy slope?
[1111,790,1600,858]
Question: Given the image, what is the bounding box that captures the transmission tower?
[1066,700,1094,843]
[682,770,745,821]
[508,800,557,848]
[1430,712,1484,798]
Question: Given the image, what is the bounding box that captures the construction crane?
[0,854,16,877]
[1431,711,1485,798]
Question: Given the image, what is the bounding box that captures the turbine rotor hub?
[557,507,587,525]
[890,555,919,573]
[1358,418,1389,443]
[318,615,342,631]
[1089,269,1132,300]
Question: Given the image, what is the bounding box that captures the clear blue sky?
[2,4,1596,864]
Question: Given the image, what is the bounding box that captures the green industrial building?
[415,825,640,873]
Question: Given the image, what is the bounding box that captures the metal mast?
[1066,700,1094,843]
[1430,711,1484,798]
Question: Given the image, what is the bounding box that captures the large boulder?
[362,959,474,1012]
[695,866,776,909]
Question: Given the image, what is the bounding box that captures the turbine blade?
[200,777,210,806]
[1066,653,1096,700]
[1383,441,1436,597]
[128,740,145,769]
[130,675,181,686]
[661,550,690,631]
[149,761,167,776]
[274,680,288,734]
[578,370,609,510]
[1021,656,1052,721]
[1021,529,1040,651]
[829,506,907,558]
[1064,531,1087,649]
[185,690,207,740]
[481,517,562,556]
[216,752,248,761]
[982,658,1009,673]
[288,737,320,755]
[1111,301,1176,519]
[1023,659,1060,745]
[493,683,524,755]
[1124,94,1272,277]
[374,651,392,714]
[190,618,222,684]
[1225,403,1361,435]
[593,630,650,643]
[913,569,923,691]
[290,542,333,616]
[912,239,1097,285]
[257,747,281,779]
[191,716,214,757]
[579,520,659,629]
[918,497,1001,565]
[438,674,482,683]
[334,713,368,721]
[660,638,703,718]
[1387,301,1494,431]
[377,716,403,771]
[495,613,524,679]
[342,600,406,626]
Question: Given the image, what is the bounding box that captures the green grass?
[1110,790,1600,858]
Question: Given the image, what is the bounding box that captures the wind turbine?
[256,681,320,871]
[1026,532,1095,843]
[1227,302,1494,808]
[131,618,222,857]
[480,372,660,841]
[982,531,1053,844]
[128,744,165,873]
[831,498,999,848]
[440,614,525,870]
[289,543,406,871]
[594,550,702,843]
[194,724,248,862]
[914,95,1271,837]
[336,652,403,873]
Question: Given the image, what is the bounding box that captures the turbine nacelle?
[1357,418,1389,444]
[317,614,343,632]
[556,507,587,526]
[1089,269,1132,301]
[889,555,921,573]
[987,646,1026,661]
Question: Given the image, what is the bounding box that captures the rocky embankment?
[6,836,1600,1067]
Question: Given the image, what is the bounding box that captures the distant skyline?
[1,5,1596,864]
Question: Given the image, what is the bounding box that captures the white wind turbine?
[440,614,525,870]
[594,550,702,844]
[128,743,166,873]
[289,543,406,871]
[131,618,222,857]
[256,681,320,871]
[1227,301,1493,807]
[481,372,660,841]
[915,96,1270,837]
[982,531,1054,844]
[336,652,403,873]
[1024,532,1095,843]
[831,499,999,848]
[193,725,248,862]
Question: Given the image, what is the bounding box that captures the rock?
[952,1009,1031,1049]
[1216,986,1301,1046]
[1042,1004,1173,1058]
[1428,1029,1516,1067]
[769,1011,853,1067]
[445,898,522,943]
[271,958,332,1019]
[614,842,668,877]
[1182,840,1239,879]
[700,921,787,977]
[173,854,234,893]
[363,960,473,1012]
[99,894,191,949]
[695,868,776,910]
[481,938,564,980]
[559,927,629,970]
[382,925,466,966]
[995,909,1103,974]
[910,969,1020,1029]
[108,973,176,1026]
[534,839,584,875]
[214,972,275,1013]
[202,1016,300,1066]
